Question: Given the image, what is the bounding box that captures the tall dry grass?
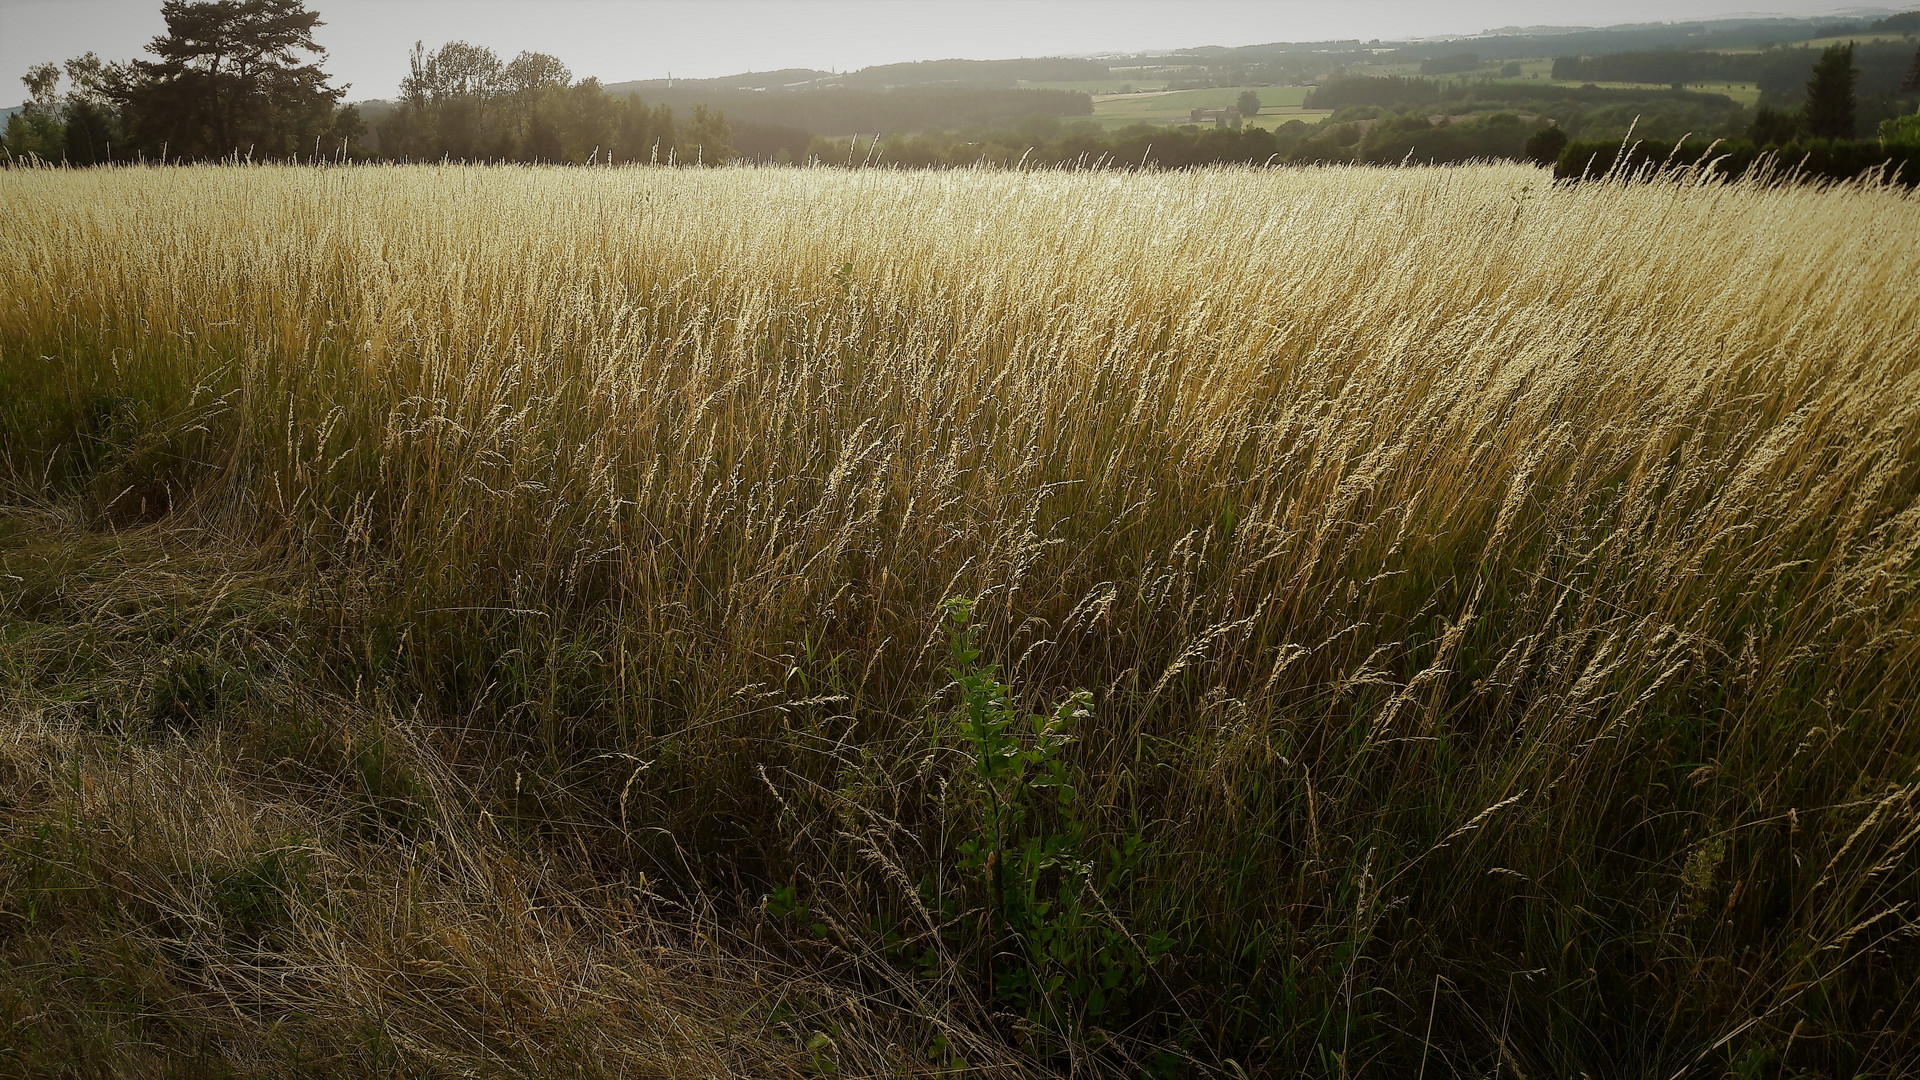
[2,161,1919,1077]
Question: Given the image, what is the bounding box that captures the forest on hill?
[8,2,1919,170]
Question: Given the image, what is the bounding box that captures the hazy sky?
[0,0,1882,103]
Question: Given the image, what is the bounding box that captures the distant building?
[1189,107,1237,124]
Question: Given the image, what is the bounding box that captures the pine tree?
[1802,43,1857,141]
[123,0,345,159]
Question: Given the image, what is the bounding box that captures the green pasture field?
[1786,32,1918,50]
[1245,108,1333,129]
[1090,85,1312,125]
[1077,109,1333,133]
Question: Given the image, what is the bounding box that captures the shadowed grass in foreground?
[0,508,979,1077]
[1,161,1918,1077]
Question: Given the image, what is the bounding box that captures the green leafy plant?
[1882,111,1920,147]
[935,597,1166,1032]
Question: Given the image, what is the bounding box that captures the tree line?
[803,110,1544,170]
[6,0,359,165]
[3,0,738,165]
[1304,76,1752,143]
[10,0,1917,174]
[4,0,1092,167]
[590,84,1091,151]
[375,41,731,164]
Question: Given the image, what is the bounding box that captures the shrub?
[1524,124,1568,164]
[1883,110,1920,146]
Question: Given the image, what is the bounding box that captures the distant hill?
[607,68,834,96]
[1185,14,1895,65]
[607,56,1109,97]
[594,57,1100,139]
[342,10,1914,152]
[570,12,1900,125]
[598,82,1092,140]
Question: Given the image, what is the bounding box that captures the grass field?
[1087,85,1302,121]
[1786,33,1918,50]
[1079,109,1334,133]
[1085,86,1325,131]
[3,161,1920,1078]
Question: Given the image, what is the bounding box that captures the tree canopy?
[125,0,348,159]
[1803,43,1858,139]
[379,40,707,164]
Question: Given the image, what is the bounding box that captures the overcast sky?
[0,0,1885,104]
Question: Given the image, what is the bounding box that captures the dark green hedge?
[1554,137,1920,186]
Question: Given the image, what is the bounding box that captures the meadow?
[1088,85,1326,130]
[2,161,1919,1078]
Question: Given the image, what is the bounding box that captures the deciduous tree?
[680,104,733,164]
[3,53,130,164]
[4,64,67,160]
[392,40,505,158]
